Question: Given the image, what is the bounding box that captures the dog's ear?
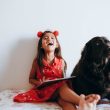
[81,42,92,62]
[71,41,92,76]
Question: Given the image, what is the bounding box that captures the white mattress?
[0,90,110,110]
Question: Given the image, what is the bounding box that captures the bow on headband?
[37,31,59,38]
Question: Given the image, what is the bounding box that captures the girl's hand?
[40,76,50,82]
[29,79,43,87]
[37,80,43,86]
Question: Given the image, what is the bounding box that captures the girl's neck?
[44,52,55,64]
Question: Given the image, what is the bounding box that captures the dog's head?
[81,36,110,77]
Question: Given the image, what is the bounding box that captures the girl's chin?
[45,48,55,52]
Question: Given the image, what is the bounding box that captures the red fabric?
[13,57,65,102]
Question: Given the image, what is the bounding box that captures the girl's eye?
[51,36,55,39]
[44,37,48,40]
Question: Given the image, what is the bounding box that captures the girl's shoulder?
[56,57,66,64]
[55,57,66,70]
[55,57,64,64]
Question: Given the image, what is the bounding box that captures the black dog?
[71,36,110,100]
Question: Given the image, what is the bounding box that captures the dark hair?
[36,31,65,68]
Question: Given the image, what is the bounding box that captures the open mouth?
[48,43,53,46]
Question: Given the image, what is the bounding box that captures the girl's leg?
[59,83,80,105]
[59,82,100,110]
[58,98,77,110]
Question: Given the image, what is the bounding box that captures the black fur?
[71,36,110,100]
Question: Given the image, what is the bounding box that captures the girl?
[13,30,100,110]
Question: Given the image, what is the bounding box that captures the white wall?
[0,0,110,90]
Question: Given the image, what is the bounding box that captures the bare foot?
[78,94,100,110]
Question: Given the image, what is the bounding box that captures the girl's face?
[42,33,58,52]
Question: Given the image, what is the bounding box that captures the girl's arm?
[29,59,42,86]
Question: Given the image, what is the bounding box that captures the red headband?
[37,31,59,38]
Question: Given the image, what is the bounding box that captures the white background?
[0,0,110,90]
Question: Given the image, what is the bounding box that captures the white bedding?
[0,90,110,110]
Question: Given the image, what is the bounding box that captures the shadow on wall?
[0,37,39,90]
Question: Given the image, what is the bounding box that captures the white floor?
[0,90,110,110]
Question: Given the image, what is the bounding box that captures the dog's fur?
[71,37,110,100]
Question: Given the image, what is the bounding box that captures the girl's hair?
[37,31,63,67]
